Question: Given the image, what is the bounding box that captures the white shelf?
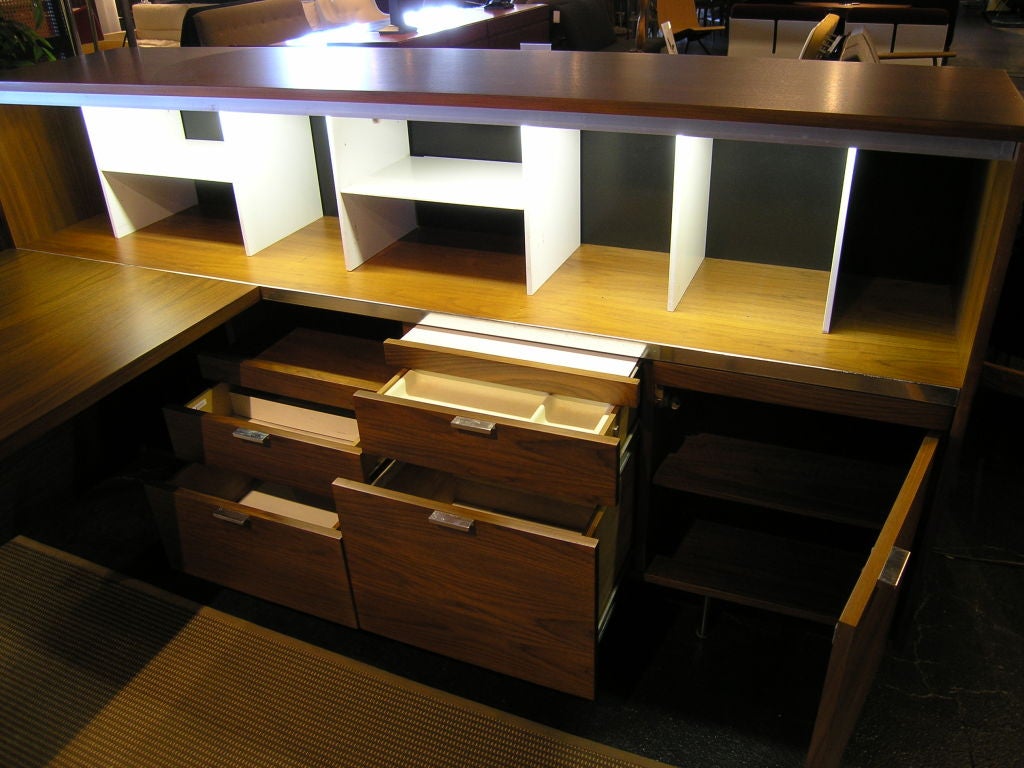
[341,155,524,209]
[328,116,580,294]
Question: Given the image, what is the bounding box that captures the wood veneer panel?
[25,214,967,410]
[333,476,598,698]
[0,249,259,459]
[3,48,1024,143]
[0,105,102,245]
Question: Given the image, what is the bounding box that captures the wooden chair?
[797,12,841,59]
[637,0,726,53]
[798,12,954,65]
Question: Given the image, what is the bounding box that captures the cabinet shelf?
[645,519,863,625]
[340,156,524,209]
[653,434,905,529]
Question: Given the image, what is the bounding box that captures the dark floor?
[5,6,1024,767]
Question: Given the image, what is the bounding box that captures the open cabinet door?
[806,434,940,768]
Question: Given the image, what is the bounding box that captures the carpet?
[0,536,672,768]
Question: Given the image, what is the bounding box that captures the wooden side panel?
[806,433,939,768]
[174,488,357,627]
[163,405,206,463]
[0,105,102,246]
[354,390,620,506]
[333,477,599,698]
[201,414,369,496]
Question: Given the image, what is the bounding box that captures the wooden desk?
[0,249,259,460]
[282,3,551,48]
[2,49,1023,767]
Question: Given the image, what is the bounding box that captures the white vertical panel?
[668,135,714,312]
[822,147,859,333]
[521,125,580,295]
[328,116,417,269]
[81,106,321,256]
[220,111,322,256]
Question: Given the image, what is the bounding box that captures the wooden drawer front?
[171,487,358,627]
[201,414,369,496]
[333,477,600,698]
[200,330,397,411]
[354,389,620,506]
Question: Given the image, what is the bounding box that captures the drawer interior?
[187,383,359,444]
[240,483,340,530]
[174,464,339,530]
[383,370,615,434]
[373,460,601,533]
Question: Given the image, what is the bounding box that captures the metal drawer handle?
[450,416,496,436]
[232,427,270,445]
[428,510,475,533]
[879,546,910,588]
[213,507,251,527]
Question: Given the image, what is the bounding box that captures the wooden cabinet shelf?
[653,433,905,529]
[645,519,864,625]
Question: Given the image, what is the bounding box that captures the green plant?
[0,0,56,69]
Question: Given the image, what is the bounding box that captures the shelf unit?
[79,106,322,256]
[3,46,1024,768]
[328,117,580,294]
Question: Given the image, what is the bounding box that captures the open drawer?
[197,328,398,411]
[147,464,358,627]
[353,318,643,507]
[164,382,375,497]
[332,456,633,699]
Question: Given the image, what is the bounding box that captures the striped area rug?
[0,536,672,768]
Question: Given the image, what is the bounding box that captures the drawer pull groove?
[450,416,496,436]
[880,546,910,588]
[232,427,271,445]
[428,510,475,533]
[213,507,251,527]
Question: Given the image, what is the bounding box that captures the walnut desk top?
[0,249,259,459]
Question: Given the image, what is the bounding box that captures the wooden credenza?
[2,46,1023,768]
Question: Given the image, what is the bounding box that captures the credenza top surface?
[2,47,1024,143]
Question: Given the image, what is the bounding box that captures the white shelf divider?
[522,125,581,295]
[81,107,322,256]
[667,134,715,311]
[822,147,860,333]
[329,116,418,270]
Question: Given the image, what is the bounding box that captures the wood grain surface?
[0,249,258,459]
[2,48,1023,143]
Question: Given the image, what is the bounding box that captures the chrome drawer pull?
[450,416,496,436]
[428,510,475,533]
[213,507,250,526]
[880,546,910,588]
[232,427,270,445]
